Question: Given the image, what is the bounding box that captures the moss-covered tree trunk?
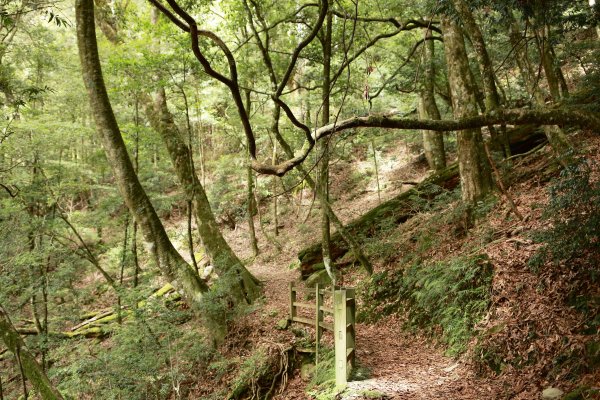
[451,0,501,112]
[419,29,446,171]
[145,89,261,304]
[451,0,511,156]
[244,89,259,257]
[0,305,64,400]
[536,24,565,102]
[75,0,208,306]
[442,16,492,204]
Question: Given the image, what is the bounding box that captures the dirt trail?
[225,222,501,399]
[220,141,502,399]
[237,253,501,399]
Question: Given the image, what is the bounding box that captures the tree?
[418,29,446,171]
[144,88,260,303]
[75,0,209,308]
[441,15,492,204]
[507,12,573,160]
[0,304,64,400]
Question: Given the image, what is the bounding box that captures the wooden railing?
[289,282,356,387]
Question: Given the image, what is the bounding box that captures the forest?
[0,0,599,398]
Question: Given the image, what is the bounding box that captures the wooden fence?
[289,282,356,386]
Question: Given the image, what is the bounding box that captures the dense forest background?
[0,0,599,398]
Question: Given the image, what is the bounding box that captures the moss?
[563,386,599,400]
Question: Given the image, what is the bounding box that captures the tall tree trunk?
[591,0,600,38]
[442,16,492,204]
[452,0,500,111]
[145,89,260,304]
[244,89,259,256]
[247,164,259,257]
[0,305,64,400]
[243,0,371,274]
[419,29,446,171]
[452,0,511,156]
[132,97,141,287]
[508,16,573,159]
[75,0,208,306]
[272,140,280,236]
[371,138,382,204]
[536,26,562,102]
[319,5,334,282]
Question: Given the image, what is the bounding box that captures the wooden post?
[334,288,347,388]
[289,282,296,322]
[315,283,323,365]
[346,288,356,371]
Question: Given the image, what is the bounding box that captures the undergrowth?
[56,301,214,400]
[529,158,600,275]
[360,194,497,356]
[306,347,336,400]
[402,254,493,355]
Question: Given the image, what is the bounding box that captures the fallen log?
[297,126,547,278]
[10,283,182,341]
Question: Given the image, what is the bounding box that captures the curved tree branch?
[331,8,441,34]
[331,20,436,85]
[0,182,18,197]
[250,108,600,176]
[369,35,442,101]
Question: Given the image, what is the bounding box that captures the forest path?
[220,141,501,399]
[224,230,501,399]
[341,318,500,399]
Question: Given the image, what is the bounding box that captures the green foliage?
[563,386,600,400]
[529,159,600,273]
[400,254,493,355]
[361,254,493,356]
[229,349,271,394]
[306,347,336,399]
[56,301,214,400]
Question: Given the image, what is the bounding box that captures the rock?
[300,361,315,380]
[306,269,332,287]
[442,363,459,373]
[201,265,214,280]
[276,318,289,330]
[542,387,564,400]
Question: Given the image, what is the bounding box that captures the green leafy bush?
[361,254,493,356]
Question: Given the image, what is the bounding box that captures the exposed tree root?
[227,344,294,400]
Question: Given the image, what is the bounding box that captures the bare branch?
[369,36,442,101]
[331,8,441,34]
[0,182,18,197]
[331,20,436,85]
[275,0,328,97]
